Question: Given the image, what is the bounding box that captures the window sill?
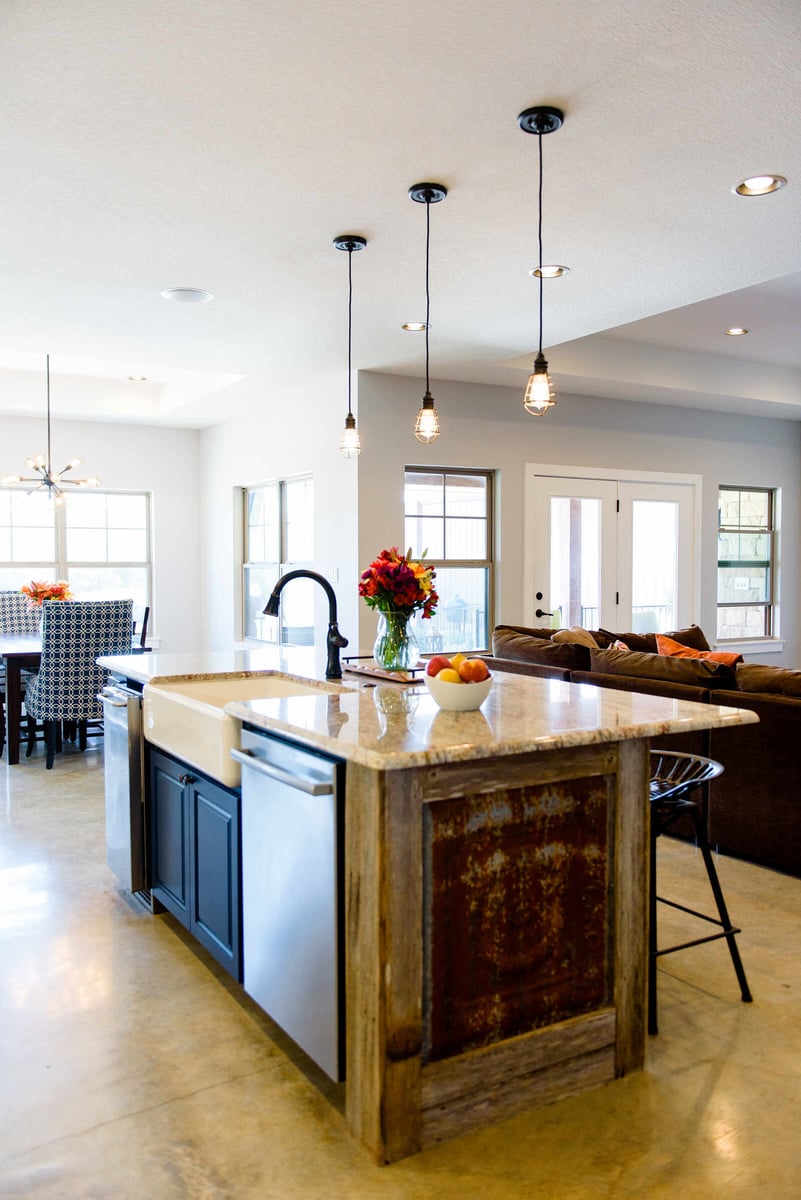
[713,638,784,656]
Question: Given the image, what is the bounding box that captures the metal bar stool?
[648,750,752,1035]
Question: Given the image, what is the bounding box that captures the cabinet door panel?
[150,753,190,928]
[192,779,241,978]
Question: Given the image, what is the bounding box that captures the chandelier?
[0,355,101,505]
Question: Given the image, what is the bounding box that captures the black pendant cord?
[347,246,354,419]
[425,196,431,393]
[46,353,52,473]
[537,132,544,358]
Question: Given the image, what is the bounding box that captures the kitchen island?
[101,649,758,1163]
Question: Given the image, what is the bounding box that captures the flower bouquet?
[359,546,438,671]
[20,579,73,609]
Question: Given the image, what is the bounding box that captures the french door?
[525,466,701,634]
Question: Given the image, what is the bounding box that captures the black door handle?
[535,608,553,618]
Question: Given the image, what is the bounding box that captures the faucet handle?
[329,626,349,648]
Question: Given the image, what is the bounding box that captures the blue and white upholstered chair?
[24,599,134,769]
[1,590,44,755]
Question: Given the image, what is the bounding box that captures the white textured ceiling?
[1,0,800,426]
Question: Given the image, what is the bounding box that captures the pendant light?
[333,234,367,458]
[409,182,447,443]
[518,106,564,416]
[0,354,101,505]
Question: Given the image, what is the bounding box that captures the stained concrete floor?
[1,740,799,1199]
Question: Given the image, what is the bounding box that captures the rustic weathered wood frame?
[345,738,650,1163]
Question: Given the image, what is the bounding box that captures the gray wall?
[357,371,801,664]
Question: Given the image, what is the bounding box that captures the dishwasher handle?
[231,747,334,796]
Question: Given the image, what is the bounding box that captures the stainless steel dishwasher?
[231,727,345,1082]
[100,680,148,899]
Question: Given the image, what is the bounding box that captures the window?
[717,486,776,640]
[0,487,152,615]
[403,468,493,653]
[243,476,314,643]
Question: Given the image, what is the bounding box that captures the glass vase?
[373,608,420,672]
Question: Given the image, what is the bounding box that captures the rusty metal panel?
[423,776,611,1062]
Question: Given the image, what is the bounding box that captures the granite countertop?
[99,648,760,771]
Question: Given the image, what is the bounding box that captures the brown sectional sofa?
[487,624,801,878]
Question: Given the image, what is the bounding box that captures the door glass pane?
[631,500,678,633]
[409,567,489,653]
[549,497,601,629]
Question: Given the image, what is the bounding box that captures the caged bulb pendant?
[409,182,447,443]
[334,234,367,459]
[518,105,564,417]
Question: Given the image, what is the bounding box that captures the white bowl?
[424,671,493,711]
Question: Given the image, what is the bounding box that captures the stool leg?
[690,807,753,1005]
[648,816,659,1035]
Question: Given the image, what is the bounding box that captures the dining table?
[1,634,149,765]
[1,635,42,765]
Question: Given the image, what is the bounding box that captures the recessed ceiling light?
[160,287,214,303]
[401,322,429,331]
[529,264,570,278]
[732,175,787,197]
[724,327,749,337]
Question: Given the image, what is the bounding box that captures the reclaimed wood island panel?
[102,651,758,1165]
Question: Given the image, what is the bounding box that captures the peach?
[458,658,490,683]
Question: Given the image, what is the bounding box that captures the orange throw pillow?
[655,633,743,667]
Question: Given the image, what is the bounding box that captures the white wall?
[198,371,359,650]
[1,414,201,651]
[357,372,801,665]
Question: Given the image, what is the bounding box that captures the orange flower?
[20,579,74,609]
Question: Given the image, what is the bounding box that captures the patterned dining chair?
[1,590,43,755]
[24,599,134,769]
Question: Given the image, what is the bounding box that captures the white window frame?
[241,475,315,644]
[716,485,779,647]
[403,466,495,652]
[0,485,153,622]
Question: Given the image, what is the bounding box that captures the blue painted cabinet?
[149,748,242,981]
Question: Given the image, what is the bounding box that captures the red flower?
[358,547,438,618]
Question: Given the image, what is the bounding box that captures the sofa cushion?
[734,663,801,697]
[598,623,710,653]
[492,626,591,671]
[551,626,599,649]
[655,633,743,667]
[589,646,738,689]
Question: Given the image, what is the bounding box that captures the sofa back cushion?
[598,623,710,654]
[589,646,738,689]
[492,626,591,671]
[734,663,801,698]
